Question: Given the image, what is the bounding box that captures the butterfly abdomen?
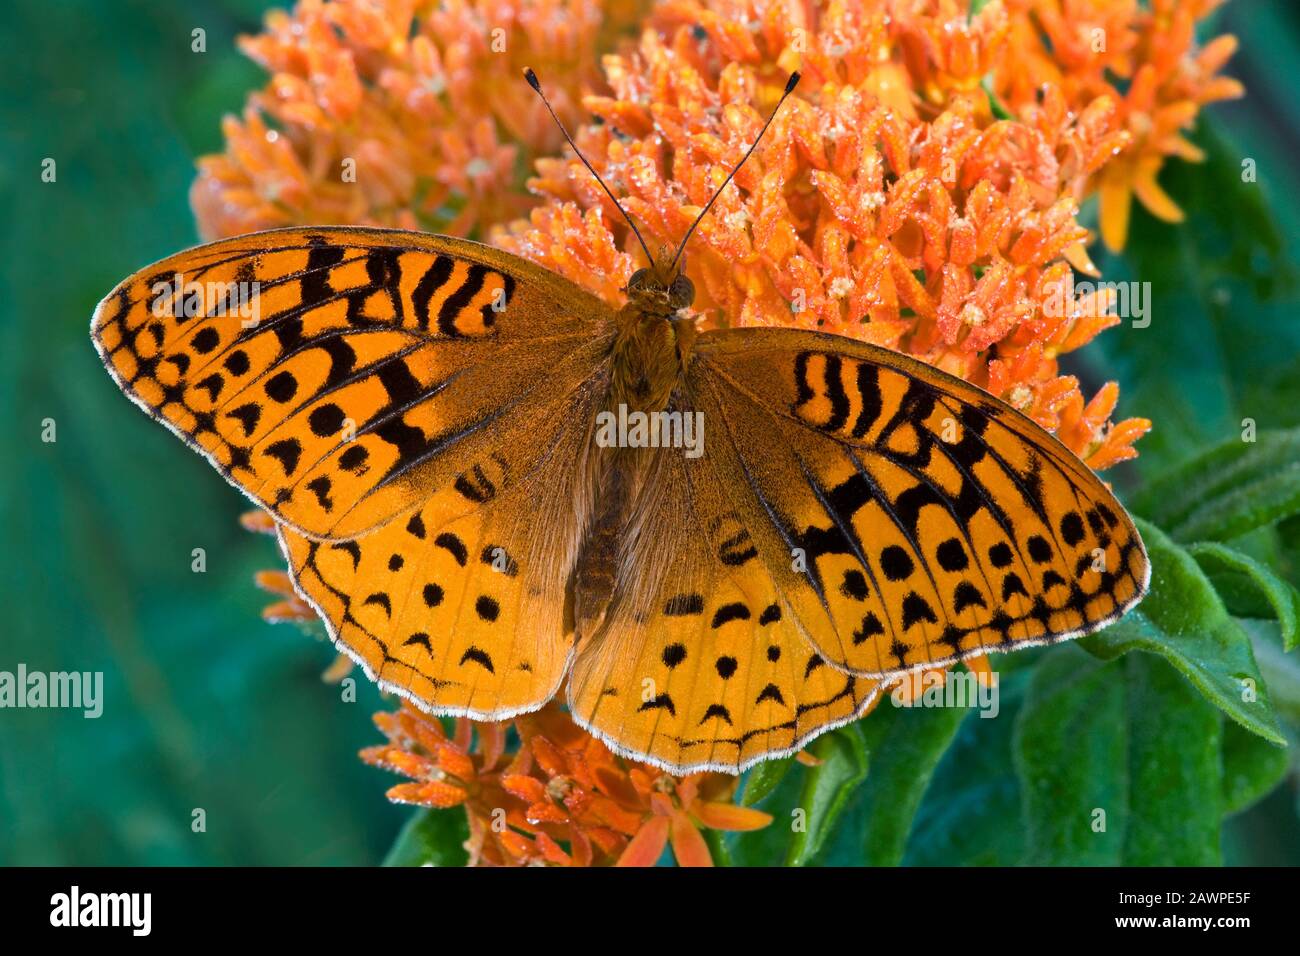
[572,302,692,640]
[573,453,632,641]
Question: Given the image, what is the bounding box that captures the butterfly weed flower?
[196,1,1244,468]
[994,0,1243,251]
[192,0,649,241]
[363,700,771,865]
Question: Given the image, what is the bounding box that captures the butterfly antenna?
[524,67,656,268]
[671,71,801,270]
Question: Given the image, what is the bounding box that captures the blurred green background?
[0,0,1297,865]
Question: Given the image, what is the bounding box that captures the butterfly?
[91,70,1148,774]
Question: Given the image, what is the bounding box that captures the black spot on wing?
[227,403,261,437]
[638,693,676,716]
[403,633,433,655]
[459,646,495,673]
[265,438,302,476]
[475,595,500,622]
[900,593,938,630]
[710,602,751,628]
[700,704,733,726]
[853,612,884,645]
[435,532,468,566]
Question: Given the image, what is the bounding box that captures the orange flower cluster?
[996,0,1244,251]
[354,660,994,866]
[362,699,772,866]
[192,0,649,239]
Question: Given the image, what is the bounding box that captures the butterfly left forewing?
[92,226,616,539]
[685,327,1150,679]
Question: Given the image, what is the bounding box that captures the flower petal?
[616,816,671,867]
[669,811,714,867]
[692,801,774,832]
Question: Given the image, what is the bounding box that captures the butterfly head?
[625,248,695,314]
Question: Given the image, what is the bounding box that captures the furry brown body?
[571,259,697,642]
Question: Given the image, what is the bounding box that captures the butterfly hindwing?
[568,422,882,773]
[91,226,616,539]
[279,386,605,717]
[684,327,1150,679]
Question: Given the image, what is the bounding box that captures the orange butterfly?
[92,71,1148,773]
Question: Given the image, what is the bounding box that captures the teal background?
[0,0,1297,865]
[1,0,404,866]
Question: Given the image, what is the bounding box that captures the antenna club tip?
[523,67,540,91]
[785,71,801,94]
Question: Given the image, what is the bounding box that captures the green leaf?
[818,700,968,866]
[1080,519,1284,745]
[1014,647,1223,865]
[381,808,469,867]
[1014,647,1129,865]
[725,768,803,866]
[1121,653,1223,865]
[1087,121,1300,479]
[1242,618,1300,726]
[784,724,870,866]
[1131,429,1300,542]
[1221,720,1290,816]
[1189,541,1300,650]
[727,725,869,867]
[903,668,1034,865]
[740,755,795,807]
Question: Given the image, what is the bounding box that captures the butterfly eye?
[669,274,695,310]
[625,268,650,293]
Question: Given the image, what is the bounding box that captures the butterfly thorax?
[608,305,686,413]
